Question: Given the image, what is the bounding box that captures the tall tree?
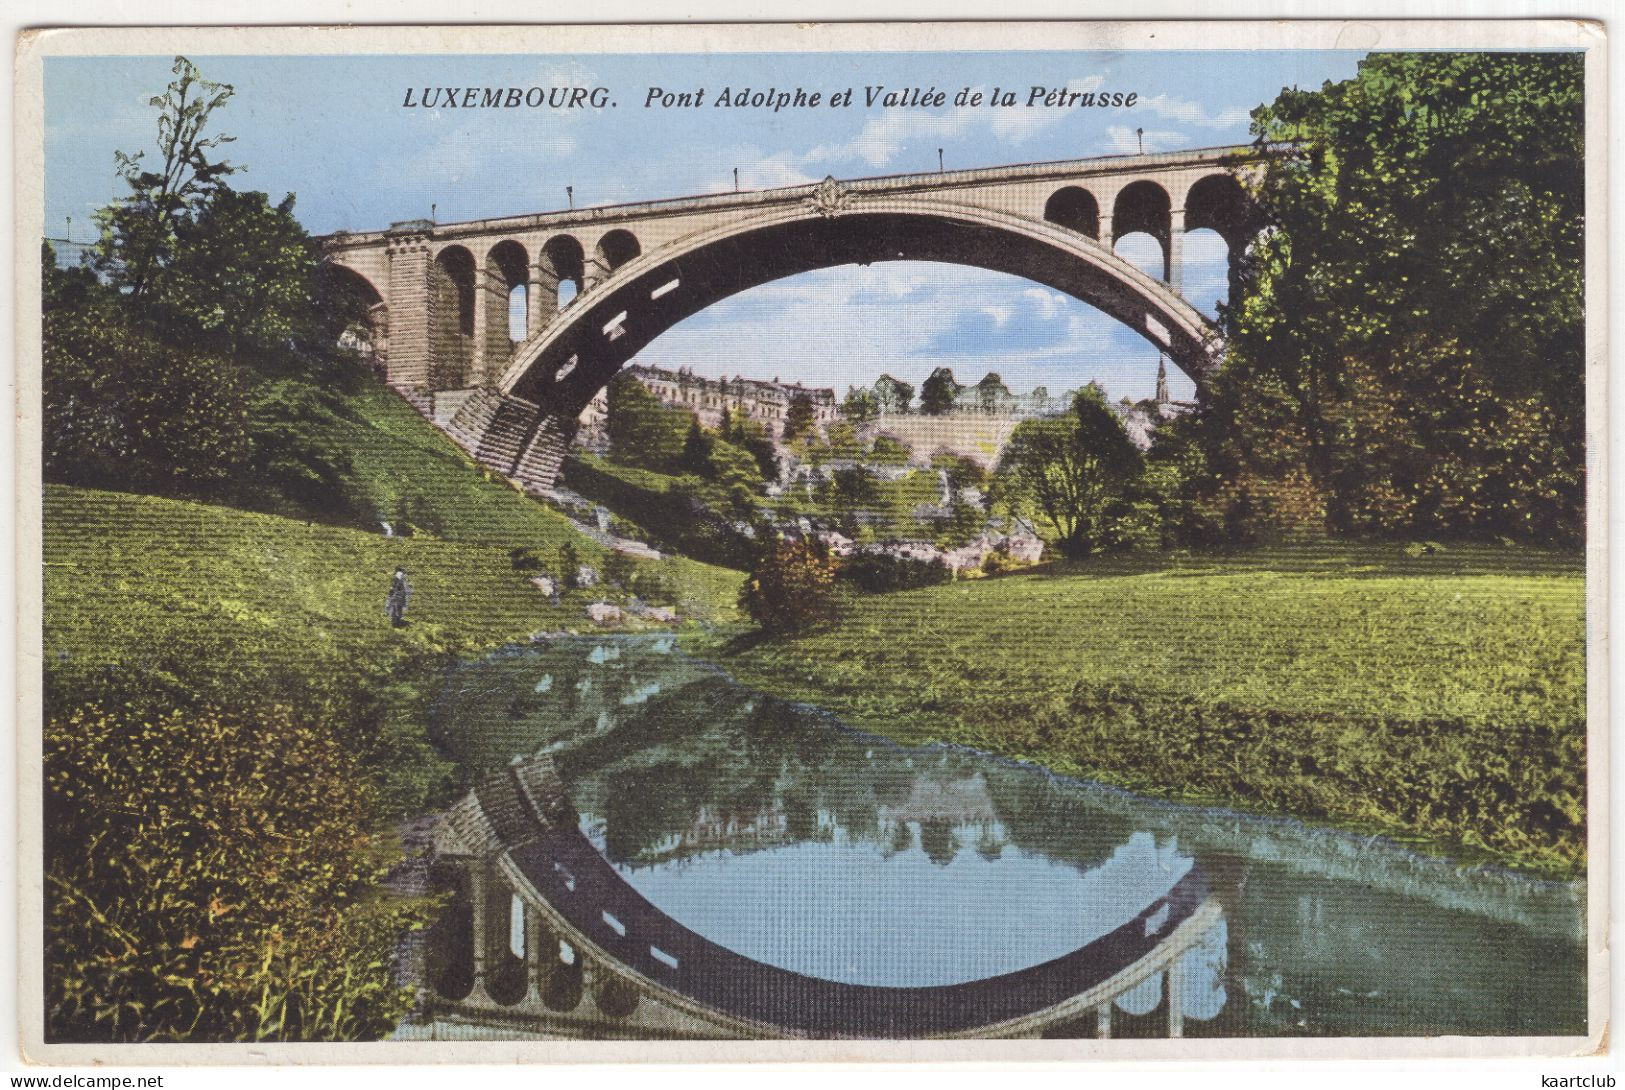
[992,387,1142,557]
[605,373,688,469]
[872,374,914,414]
[974,372,1011,414]
[782,391,817,442]
[920,366,962,415]
[1209,51,1584,544]
[93,57,238,311]
[841,386,880,423]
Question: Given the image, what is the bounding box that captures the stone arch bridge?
[401,756,1226,1040]
[322,144,1271,492]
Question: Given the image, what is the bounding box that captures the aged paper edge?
[10,16,1610,1066]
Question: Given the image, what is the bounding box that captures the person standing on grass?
[386,567,412,627]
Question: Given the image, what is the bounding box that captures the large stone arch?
[319,261,389,369]
[458,196,1223,489]
[595,228,642,274]
[1112,180,1174,282]
[1183,172,1262,301]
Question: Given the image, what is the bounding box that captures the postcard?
[13,18,1607,1064]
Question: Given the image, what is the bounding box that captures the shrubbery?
[740,539,842,634]
[44,703,432,1041]
[840,552,952,593]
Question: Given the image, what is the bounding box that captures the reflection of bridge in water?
[406,756,1225,1040]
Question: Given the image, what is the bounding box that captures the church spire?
[1155,356,1170,404]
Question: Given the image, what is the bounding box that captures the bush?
[44,702,430,1042]
[841,552,952,593]
[740,539,842,634]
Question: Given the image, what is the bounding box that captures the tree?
[740,539,841,634]
[782,391,817,443]
[974,372,1011,414]
[920,367,962,415]
[872,374,914,414]
[822,465,884,536]
[868,434,911,466]
[44,304,251,489]
[93,57,238,311]
[992,387,1143,557]
[605,372,688,470]
[678,416,714,477]
[841,387,880,423]
[1208,51,1584,544]
[162,188,318,358]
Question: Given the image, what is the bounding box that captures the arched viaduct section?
[320,144,1271,490]
[407,757,1225,1040]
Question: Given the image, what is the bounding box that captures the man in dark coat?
[386,567,412,627]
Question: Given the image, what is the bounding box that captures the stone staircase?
[472,396,543,476]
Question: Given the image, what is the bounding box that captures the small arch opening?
[1043,186,1100,239]
[541,234,586,313]
[596,228,642,273]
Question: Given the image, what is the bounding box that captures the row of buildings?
[577,359,1184,453]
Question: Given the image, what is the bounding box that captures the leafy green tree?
[733,420,780,482]
[163,188,318,358]
[842,387,880,423]
[44,304,251,489]
[868,434,911,466]
[708,435,766,492]
[1209,51,1583,544]
[93,57,238,311]
[974,372,1011,414]
[992,387,1143,557]
[678,416,715,477]
[782,392,817,443]
[872,374,914,414]
[920,367,962,415]
[605,373,688,470]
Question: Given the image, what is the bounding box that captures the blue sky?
[45,49,1368,401]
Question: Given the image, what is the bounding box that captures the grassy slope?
[697,544,1586,872]
[320,382,608,550]
[42,387,744,810]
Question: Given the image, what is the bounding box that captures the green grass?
[313,382,597,550]
[693,543,1587,873]
[44,483,742,688]
[42,482,742,809]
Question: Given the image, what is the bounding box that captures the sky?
[44,49,1369,402]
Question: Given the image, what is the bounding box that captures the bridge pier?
[1166,208,1185,294]
[383,224,434,391]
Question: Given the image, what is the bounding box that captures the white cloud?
[1021,287,1067,320]
[988,77,1105,143]
[1138,92,1252,131]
